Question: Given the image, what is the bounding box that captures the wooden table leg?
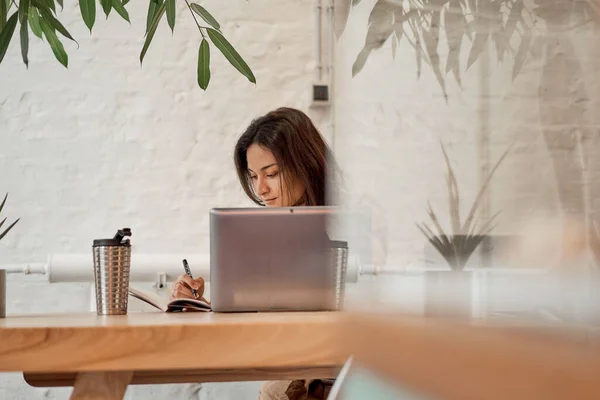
[69,371,133,400]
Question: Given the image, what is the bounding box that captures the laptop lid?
[209,207,338,312]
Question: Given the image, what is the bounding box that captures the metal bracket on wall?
[154,272,167,289]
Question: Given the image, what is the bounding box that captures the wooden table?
[0,311,346,399]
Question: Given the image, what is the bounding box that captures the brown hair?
[234,107,338,207]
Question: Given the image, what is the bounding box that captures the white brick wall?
[1,0,331,264]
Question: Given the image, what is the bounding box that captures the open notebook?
[128,287,211,312]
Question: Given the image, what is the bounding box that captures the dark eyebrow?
[248,163,277,174]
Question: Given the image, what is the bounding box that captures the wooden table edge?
[24,365,342,387]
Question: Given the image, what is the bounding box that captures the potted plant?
[417,142,511,317]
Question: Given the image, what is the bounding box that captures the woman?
[170,106,338,299]
[170,107,339,399]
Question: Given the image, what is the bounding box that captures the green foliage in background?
[0,0,255,90]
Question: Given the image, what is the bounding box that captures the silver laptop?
[209,207,339,312]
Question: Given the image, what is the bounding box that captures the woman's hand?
[170,274,205,301]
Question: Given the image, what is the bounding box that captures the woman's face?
[247,144,305,207]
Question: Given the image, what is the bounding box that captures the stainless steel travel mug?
[92,228,132,316]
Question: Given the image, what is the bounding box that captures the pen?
[182,259,198,298]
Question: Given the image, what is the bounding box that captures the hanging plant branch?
[0,0,256,90]
[349,0,600,97]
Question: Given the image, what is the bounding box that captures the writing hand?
[170,274,205,301]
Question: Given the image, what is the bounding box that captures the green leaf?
[18,0,28,23]
[79,0,95,32]
[140,0,165,64]
[0,193,8,215]
[207,28,255,84]
[0,12,17,64]
[123,0,129,4]
[197,38,210,90]
[40,0,55,14]
[40,17,68,67]
[0,0,6,32]
[100,0,111,18]
[20,17,28,67]
[0,217,19,241]
[146,0,162,34]
[28,8,42,38]
[17,0,29,66]
[38,7,77,44]
[190,3,220,30]
[166,0,174,32]
[111,0,129,22]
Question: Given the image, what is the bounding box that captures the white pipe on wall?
[46,253,359,283]
[45,253,211,283]
[315,0,323,81]
[3,263,47,275]
[2,252,361,284]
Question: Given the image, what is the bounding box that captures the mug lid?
[330,240,348,249]
[93,228,132,247]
